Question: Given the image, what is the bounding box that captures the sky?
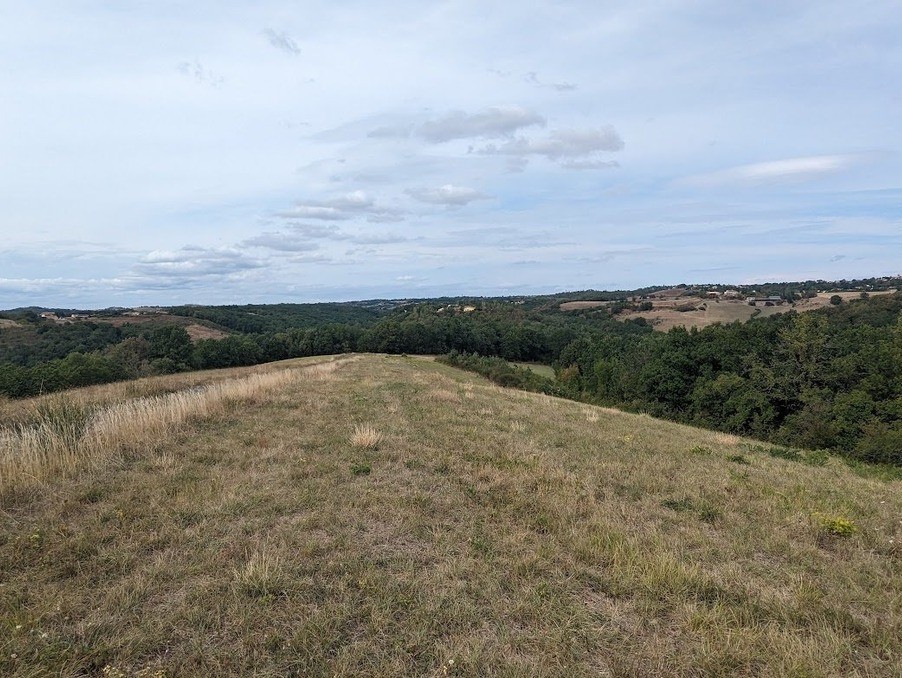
[1,1,900,308]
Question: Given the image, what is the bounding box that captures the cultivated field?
[1,355,899,676]
[619,299,787,332]
[615,290,897,332]
[91,315,229,341]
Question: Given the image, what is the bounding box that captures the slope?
[1,355,899,676]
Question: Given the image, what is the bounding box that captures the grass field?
[1,355,899,676]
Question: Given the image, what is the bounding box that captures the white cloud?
[243,232,321,252]
[560,159,619,170]
[479,127,624,163]
[406,184,491,206]
[135,247,262,278]
[176,60,225,88]
[276,205,351,221]
[1,1,899,307]
[263,28,300,56]
[418,106,546,143]
[367,124,414,139]
[277,191,406,222]
[524,71,577,92]
[683,154,866,187]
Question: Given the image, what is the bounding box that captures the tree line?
[1,292,898,465]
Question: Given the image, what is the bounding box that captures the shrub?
[350,461,372,476]
[854,421,902,465]
[813,513,857,537]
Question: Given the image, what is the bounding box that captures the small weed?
[688,445,713,456]
[803,449,830,466]
[764,445,802,462]
[662,497,695,512]
[469,533,494,557]
[103,666,166,678]
[697,501,723,524]
[350,461,372,476]
[727,454,749,465]
[813,513,858,538]
[80,487,106,504]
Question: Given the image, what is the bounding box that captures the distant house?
[722,289,742,299]
[39,312,57,320]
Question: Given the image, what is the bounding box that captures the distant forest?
[1,277,899,466]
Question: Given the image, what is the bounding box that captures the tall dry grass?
[0,363,337,493]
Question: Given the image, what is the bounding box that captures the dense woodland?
[1,279,899,465]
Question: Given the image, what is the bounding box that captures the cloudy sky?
[1,1,900,308]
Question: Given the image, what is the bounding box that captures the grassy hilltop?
[1,356,899,676]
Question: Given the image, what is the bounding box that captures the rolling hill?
[1,355,899,676]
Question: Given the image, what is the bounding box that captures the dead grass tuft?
[714,432,741,447]
[233,547,287,597]
[350,424,383,450]
[0,363,341,493]
[427,388,460,403]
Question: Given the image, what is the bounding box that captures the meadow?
[0,355,899,676]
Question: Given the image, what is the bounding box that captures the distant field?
[617,290,897,331]
[794,289,896,310]
[93,314,229,340]
[622,299,786,331]
[0,318,18,329]
[1,355,898,675]
[559,300,609,311]
[511,361,555,378]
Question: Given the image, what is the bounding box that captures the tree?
[148,326,192,372]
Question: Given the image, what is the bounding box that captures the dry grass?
[1,355,899,676]
[350,424,383,450]
[232,546,287,598]
[0,357,352,493]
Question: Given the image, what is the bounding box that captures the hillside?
[1,356,899,676]
[566,290,899,333]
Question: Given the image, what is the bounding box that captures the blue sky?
[1,1,900,307]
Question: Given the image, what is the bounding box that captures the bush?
[854,421,902,465]
[813,513,857,537]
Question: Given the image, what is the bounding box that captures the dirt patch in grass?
[183,323,229,340]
